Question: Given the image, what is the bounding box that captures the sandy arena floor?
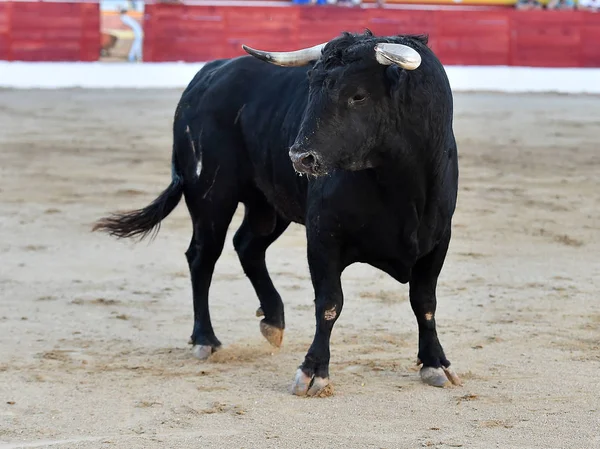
[0,89,599,449]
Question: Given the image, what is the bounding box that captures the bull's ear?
[385,65,407,90]
[385,65,408,102]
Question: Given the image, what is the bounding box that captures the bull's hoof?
[260,320,284,347]
[191,344,219,360]
[256,307,264,317]
[290,368,333,397]
[442,366,462,386]
[420,366,462,388]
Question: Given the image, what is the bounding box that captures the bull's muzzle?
[289,145,321,175]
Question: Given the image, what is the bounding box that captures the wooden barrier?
[142,4,600,67]
[0,1,100,61]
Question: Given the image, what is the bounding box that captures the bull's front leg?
[409,231,461,388]
[291,234,343,397]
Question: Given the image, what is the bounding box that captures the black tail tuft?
[92,176,184,241]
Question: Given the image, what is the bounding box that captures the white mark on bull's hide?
[324,306,337,321]
[185,125,203,178]
[202,166,220,199]
[425,312,433,321]
[234,104,246,125]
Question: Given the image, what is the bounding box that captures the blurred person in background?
[515,0,543,8]
[547,0,575,8]
[119,7,143,62]
[577,0,600,10]
[320,0,363,6]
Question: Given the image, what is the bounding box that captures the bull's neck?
[364,149,433,209]
[373,148,427,181]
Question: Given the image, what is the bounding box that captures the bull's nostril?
[300,153,315,168]
[290,149,319,173]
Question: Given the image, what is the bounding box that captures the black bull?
[93,30,461,396]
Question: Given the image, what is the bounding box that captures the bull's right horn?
[374,43,422,70]
[242,42,327,67]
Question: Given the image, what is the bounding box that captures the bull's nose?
[289,147,318,173]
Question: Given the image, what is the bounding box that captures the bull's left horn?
[374,43,422,70]
[242,43,327,67]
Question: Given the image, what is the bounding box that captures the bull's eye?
[348,94,367,106]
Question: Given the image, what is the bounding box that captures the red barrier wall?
[0,2,598,67]
[0,1,100,61]
[143,4,600,67]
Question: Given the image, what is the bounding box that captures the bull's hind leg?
[233,200,290,347]
[184,175,238,360]
[409,231,461,387]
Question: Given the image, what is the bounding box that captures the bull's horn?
[374,43,421,70]
[242,42,327,67]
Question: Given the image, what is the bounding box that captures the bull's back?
[177,56,311,223]
[180,56,307,133]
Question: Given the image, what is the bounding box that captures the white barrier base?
[1,61,599,94]
[0,62,206,89]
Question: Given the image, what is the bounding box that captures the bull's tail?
[92,175,184,240]
[93,107,198,241]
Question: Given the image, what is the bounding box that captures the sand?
[0,88,598,449]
